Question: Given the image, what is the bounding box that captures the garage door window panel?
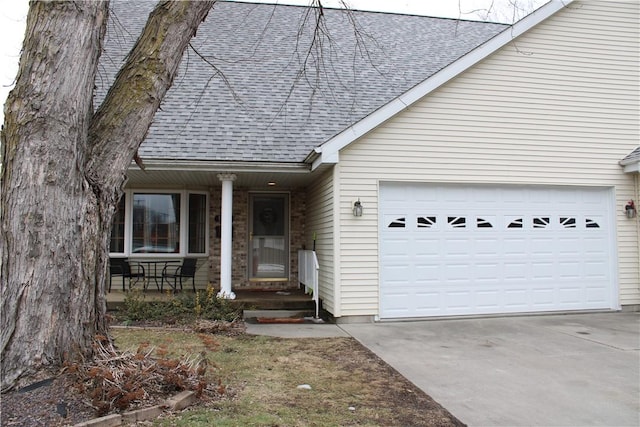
[417,216,437,228]
[586,218,601,228]
[447,216,466,229]
[560,217,577,228]
[476,218,493,228]
[386,216,407,229]
[533,217,550,229]
[507,218,523,229]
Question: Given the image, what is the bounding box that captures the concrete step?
[231,298,316,311]
[230,290,317,311]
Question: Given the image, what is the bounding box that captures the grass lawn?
[112,327,464,427]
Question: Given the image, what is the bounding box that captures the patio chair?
[161,258,198,292]
[109,258,145,292]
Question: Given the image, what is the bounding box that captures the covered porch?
[106,249,322,316]
[108,160,327,309]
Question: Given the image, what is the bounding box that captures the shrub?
[119,284,241,324]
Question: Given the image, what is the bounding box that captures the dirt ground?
[1,326,466,427]
[0,374,95,426]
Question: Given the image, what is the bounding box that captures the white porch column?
[217,173,236,299]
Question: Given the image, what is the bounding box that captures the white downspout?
[217,173,236,299]
[633,173,640,290]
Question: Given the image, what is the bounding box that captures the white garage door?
[379,183,617,319]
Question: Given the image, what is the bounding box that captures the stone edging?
[72,390,197,427]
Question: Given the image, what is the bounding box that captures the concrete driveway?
[341,312,640,427]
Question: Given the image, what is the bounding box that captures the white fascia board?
[623,162,640,174]
[312,149,338,171]
[130,159,311,174]
[619,148,640,171]
[313,0,574,166]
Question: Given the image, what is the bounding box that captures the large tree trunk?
[1,0,109,392]
[1,0,214,392]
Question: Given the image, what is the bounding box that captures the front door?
[249,193,289,280]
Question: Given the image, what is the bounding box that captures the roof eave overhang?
[129,159,311,174]
[619,159,640,174]
[309,0,575,171]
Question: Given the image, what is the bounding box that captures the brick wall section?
[289,188,306,286]
[232,190,249,287]
[208,187,306,291]
[208,185,221,289]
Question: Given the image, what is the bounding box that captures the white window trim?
[109,189,209,258]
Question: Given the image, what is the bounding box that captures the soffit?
[125,161,315,189]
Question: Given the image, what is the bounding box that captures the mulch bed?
[1,374,95,427]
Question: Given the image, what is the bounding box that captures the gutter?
[619,152,640,174]
[128,159,312,174]
[303,147,322,165]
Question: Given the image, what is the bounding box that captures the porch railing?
[298,249,319,319]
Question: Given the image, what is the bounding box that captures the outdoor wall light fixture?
[353,199,363,217]
[625,200,636,219]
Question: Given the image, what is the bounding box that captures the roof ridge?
[220,0,509,25]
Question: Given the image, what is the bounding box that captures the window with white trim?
[110,197,126,253]
[188,193,207,253]
[109,190,209,256]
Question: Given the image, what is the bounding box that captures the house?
[103,0,640,321]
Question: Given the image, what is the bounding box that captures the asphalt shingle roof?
[621,146,640,164]
[98,1,507,163]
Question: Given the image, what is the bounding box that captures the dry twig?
[65,335,217,416]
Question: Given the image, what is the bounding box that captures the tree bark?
[1,0,214,392]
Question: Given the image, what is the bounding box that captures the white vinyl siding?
[306,168,337,314]
[340,164,380,316]
[336,0,640,316]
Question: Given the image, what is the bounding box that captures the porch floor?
[106,287,317,312]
